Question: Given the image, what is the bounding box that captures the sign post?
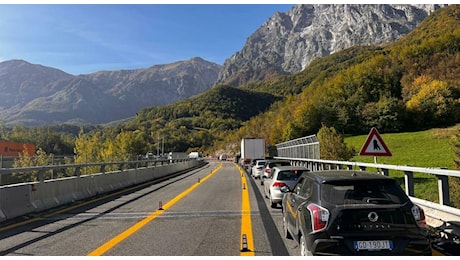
[359,127,392,164]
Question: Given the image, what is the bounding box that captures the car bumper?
[270,189,283,203]
[309,237,432,256]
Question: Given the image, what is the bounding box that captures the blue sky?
[0,4,295,75]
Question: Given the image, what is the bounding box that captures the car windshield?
[276,170,306,181]
[321,180,409,205]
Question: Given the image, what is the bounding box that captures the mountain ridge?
[0,57,221,126]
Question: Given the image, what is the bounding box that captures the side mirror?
[280,186,291,193]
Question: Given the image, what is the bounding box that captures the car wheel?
[282,213,292,239]
[299,232,312,256]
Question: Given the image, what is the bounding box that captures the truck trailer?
[240,138,265,170]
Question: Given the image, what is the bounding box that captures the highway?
[0,160,299,256]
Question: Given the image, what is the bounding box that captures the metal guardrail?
[0,158,190,186]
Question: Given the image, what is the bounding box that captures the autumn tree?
[404,77,459,128]
[12,147,54,182]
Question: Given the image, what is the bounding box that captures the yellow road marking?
[236,163,255,256]
[87,163,223,256]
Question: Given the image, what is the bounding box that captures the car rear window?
[270,162,291,167]
[321,180,409,205]
[276,170,307,181]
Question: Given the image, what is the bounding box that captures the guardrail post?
[437,175,451,206]
[100,165,106,174]
[38,169,45,183]
[75,167,81,177]
[381,168,389,176]
[403,171,414,197]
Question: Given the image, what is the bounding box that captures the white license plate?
[354,240,393,251]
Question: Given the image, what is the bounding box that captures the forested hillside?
[217,5,460,154]
[123,85,281,153]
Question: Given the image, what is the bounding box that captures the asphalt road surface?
[0,160,300,256]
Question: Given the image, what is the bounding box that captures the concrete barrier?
[0,160,204,223]
[0,184,33,221]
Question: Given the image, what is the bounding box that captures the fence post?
[100,165,106,174]
[381,168,389,176]
[437,175,451,206]
[403,171,414,197]
[38,169,45,183]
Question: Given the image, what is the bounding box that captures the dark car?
[281,170,431,256]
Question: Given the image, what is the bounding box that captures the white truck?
[240,138,265,170]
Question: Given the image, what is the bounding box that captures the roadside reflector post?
[198,177,200,183]
[158,201,164,210]
[243,183,246,190]
[241,234,249,252]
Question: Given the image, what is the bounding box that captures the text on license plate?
[354,240,393,251]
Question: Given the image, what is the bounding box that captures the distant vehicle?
[219,154,227,161]
[281,170,431,256]
[188,152,203,159]
[145,152,154,159]
[264,166,308,208]
[240,138,265,170]
[251,159,266,179]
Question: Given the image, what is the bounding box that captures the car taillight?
[257,166,263,170]
[307,204,329,232]
[411,204,426,228]
[265,168,271,173]
[272,182,286,188]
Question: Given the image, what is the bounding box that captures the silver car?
[251,159,266,179]
[264,166,309,208]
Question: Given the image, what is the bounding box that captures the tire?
[282,213,292,240]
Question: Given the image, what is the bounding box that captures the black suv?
[281,170,431,256]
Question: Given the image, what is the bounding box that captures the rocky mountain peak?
[215,4,447,86]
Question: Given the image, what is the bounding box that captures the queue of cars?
[245,160,432,256]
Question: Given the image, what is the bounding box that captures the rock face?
[215,4,447,86]
[0,57,221,126]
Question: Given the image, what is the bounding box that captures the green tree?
[317,124,355,161]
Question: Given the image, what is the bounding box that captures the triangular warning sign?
[359,127,392,156]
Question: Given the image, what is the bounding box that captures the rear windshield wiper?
[366,198,393,204]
